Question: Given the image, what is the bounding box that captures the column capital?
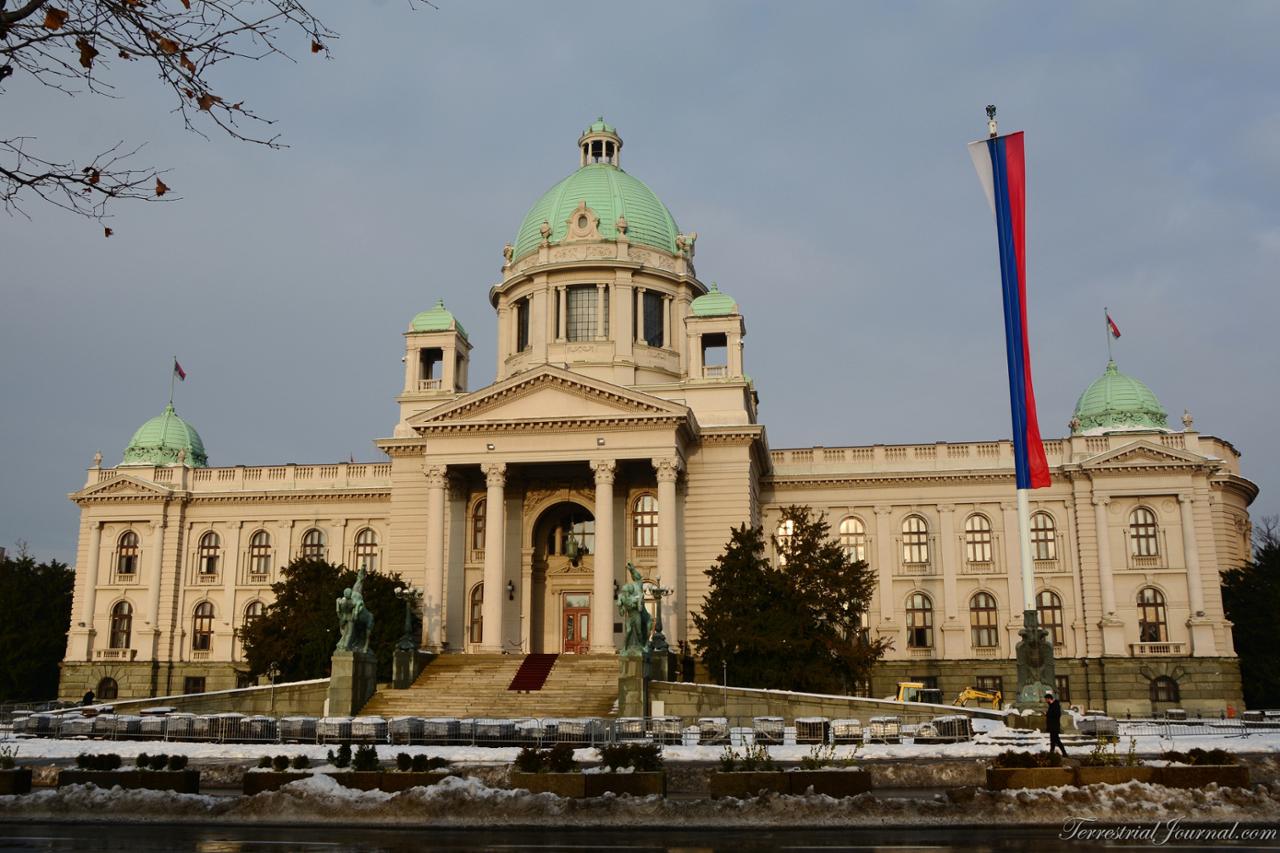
[481,462,507,487]
[873,505,893,516]
[591,459,617,484]
[150,519,166,531]
[1092,495,1110,508]
[937,504,955,514]
[1177,493,1194,505]
[652,457,682,482]
[423,464,448,489]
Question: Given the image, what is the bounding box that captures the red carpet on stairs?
[507,654,559,691]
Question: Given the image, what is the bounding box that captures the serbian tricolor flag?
[173,358,186,381]
[968,131,1051,489]
[1106,312,1121,339]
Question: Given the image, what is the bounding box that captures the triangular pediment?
[73,472,173,500]
[1079,439,1207,470]
[407,366,689,428]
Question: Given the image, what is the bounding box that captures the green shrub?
[272,755,290,772]
[597,742,664,772]
[75,753,124,772]
[513,744,578,773]
[327,743,352,769]
[513,746,544,773]
[166,755,188,772]
[257,756,273,769]
[290,755,311,770]
[411,754,448,773]
[135,753,150,770]
[148,754,168,771]
[546,743,578,773]
[718,746,740,772]
[992,750,1062,769]
[798,742,857,770]
[351,745,380,772]
[1162,748,1237,766]
[0,744,18,770]
[739,742,776,771]
[396,753,413,772]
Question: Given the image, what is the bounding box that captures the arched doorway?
[530,501,595,654]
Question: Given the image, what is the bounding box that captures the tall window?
[1031,511,1057,560]
[354,528,379,572]
[472,500,486,552]
[1150,675,1180,703]
[976,675,1003,695]
[198,532,220,574]
[243,600,265,630]
[109,601,132,649]
[1036,589,1065,647]
[566,285,599,341]
[633,495,658,548]
[964,514,993,563]
[248,530,272,576]
[300,528,325,559]
[96,677,119,701]
[1130,507,1160,557]
[192,602,214,651]
[515,297,530,352]
[469,584,483,644]
[969,591,999,647]
[1055,675,1071,704]
[1137,586,1167,642]
[642,290,664,347]
[901,515,929,565]
[775,518,795,565]
[116,531,139,575]
[839,517,866,563]
[906,592,933,648]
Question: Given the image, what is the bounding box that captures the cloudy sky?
[3,1,1277,563]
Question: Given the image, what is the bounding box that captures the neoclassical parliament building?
[60,121,1256,715]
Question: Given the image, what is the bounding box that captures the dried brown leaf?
[104,227,113,238]
[180,52,196,73]
[311,40,324,54]
[157,37,180,56]
[76,37,98,70]
[155,178,169,197]
[43,7,69,30]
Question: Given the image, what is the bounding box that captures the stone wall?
[59,661,247,703]
[650,681,1002,723]
[72,677,330,717]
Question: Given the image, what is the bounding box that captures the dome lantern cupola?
[1071,359,1170,436]
[121,403,208,467]
[579,117,622,167]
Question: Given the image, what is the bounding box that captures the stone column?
[1178,494,1216,655]
[1001,502,1024,631]
[938,505,963,658]
[596,283,607,339]
[634,287,644,342]
[591,460,617,653]
[662,295,672,348]
[653,457,682,642]
[874,506,894,624]
[424,464,448,651]
[82,521,103,659]
[480,463,507,652]
[146,517,166,638]
[556,287,567,342]
[1092,495,1125,655]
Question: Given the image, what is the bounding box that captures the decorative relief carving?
[563,201,601,242]
[481,463,507,488]
[586,245,615,259]
[630,248,652,266]
[591,460,617,484]
[652,457,682,482]
[423,465,448,489]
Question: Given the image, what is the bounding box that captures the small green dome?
[1071,360,1169,435]
[122,403,208,467]
[691,282,738,317]
[582,117,615,135]
[411,299,467,339]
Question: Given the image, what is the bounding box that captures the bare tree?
[0,1,422,229]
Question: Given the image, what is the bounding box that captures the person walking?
[1045,690,1067,756]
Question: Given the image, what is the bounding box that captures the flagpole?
[1105,306,1113,361]
[169,357,177,406]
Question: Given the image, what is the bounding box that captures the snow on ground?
[0,774,1276,827]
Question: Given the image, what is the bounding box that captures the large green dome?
[512,124,678,262]
[121,403,209,467]
[1071,360,1169,435]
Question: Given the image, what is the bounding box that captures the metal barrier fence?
[1115,717,1257,740]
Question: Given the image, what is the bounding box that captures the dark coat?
[1045,698,1062,733]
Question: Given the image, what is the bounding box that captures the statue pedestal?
[328,650,378,716]
[618,655,645,717]
[1014,609,1056,710]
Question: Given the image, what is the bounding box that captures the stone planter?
[57,769,200,794]
[709,770,872,798]
[509,771,666,798]
[0,769,33,796]
[326,771,451,792]
[242,771,311,795]
[1074,766,1157,786]
[1156,765,1250,789]
[984,767,1074,790]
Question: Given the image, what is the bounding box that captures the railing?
[972,646,1002,658]
[94,649,135,661]
[91,460,394,493]
[416,378,443,391]
[701,364,727,378]
[960,560,1000,575]
[893,535,937,575]
[1131,642,1187,656]
[1123,529,1169,569]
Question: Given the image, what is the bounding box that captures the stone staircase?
[360,653,620,718]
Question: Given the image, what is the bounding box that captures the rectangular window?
[909,675,939,691]
[566,286,597,342]
[1055,675,1071,704]
[182,676,206,695]
[701,332,728,377]
[515,298,530,352]
[642,290,664,347]
[976,675,1004,695]
[419,348,443,389]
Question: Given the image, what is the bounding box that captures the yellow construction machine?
[955,686,1003,709]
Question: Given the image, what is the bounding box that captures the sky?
[2,1,1278,564]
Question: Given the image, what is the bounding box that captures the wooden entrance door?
[562,593,591,654]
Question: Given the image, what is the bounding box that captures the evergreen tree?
[240,558,414,683]
[1221,518,1280,708]
[694,508,888,694]
[0,546,74,701]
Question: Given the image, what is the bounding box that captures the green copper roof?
[121,403,208,467]
[582,117,615,135]
[513,164,679,261]
[1071,360,1169,435]
[691,282,738,317]
[411,299,467,339]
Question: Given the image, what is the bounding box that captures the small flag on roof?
[173,359,186,381]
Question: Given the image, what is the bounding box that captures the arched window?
[1150,675,1180,704]
[969,591,999,647]
[839,517,866,563]
[354,528,379,572]
[1130,507,1160,557]
[964,514,993,564]
[116,531,139,575]
[1137,586,1167,643]
[902,516,929,565]
[906,592,933,648]
[472,500,486,552]
[634,495,658,548]
[96,677,118,701]
[1036,589,1065,647]
[243,600,265,630]
[248,530,272,576]
[192,601,214,651]
[109,601,132,649]
[469,583,483,644]
[198,531,220,575]
[775,518,795,565]
[1031,512,1057,561]
[300,528,326,559]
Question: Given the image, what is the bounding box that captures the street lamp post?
[267,661,281,715]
